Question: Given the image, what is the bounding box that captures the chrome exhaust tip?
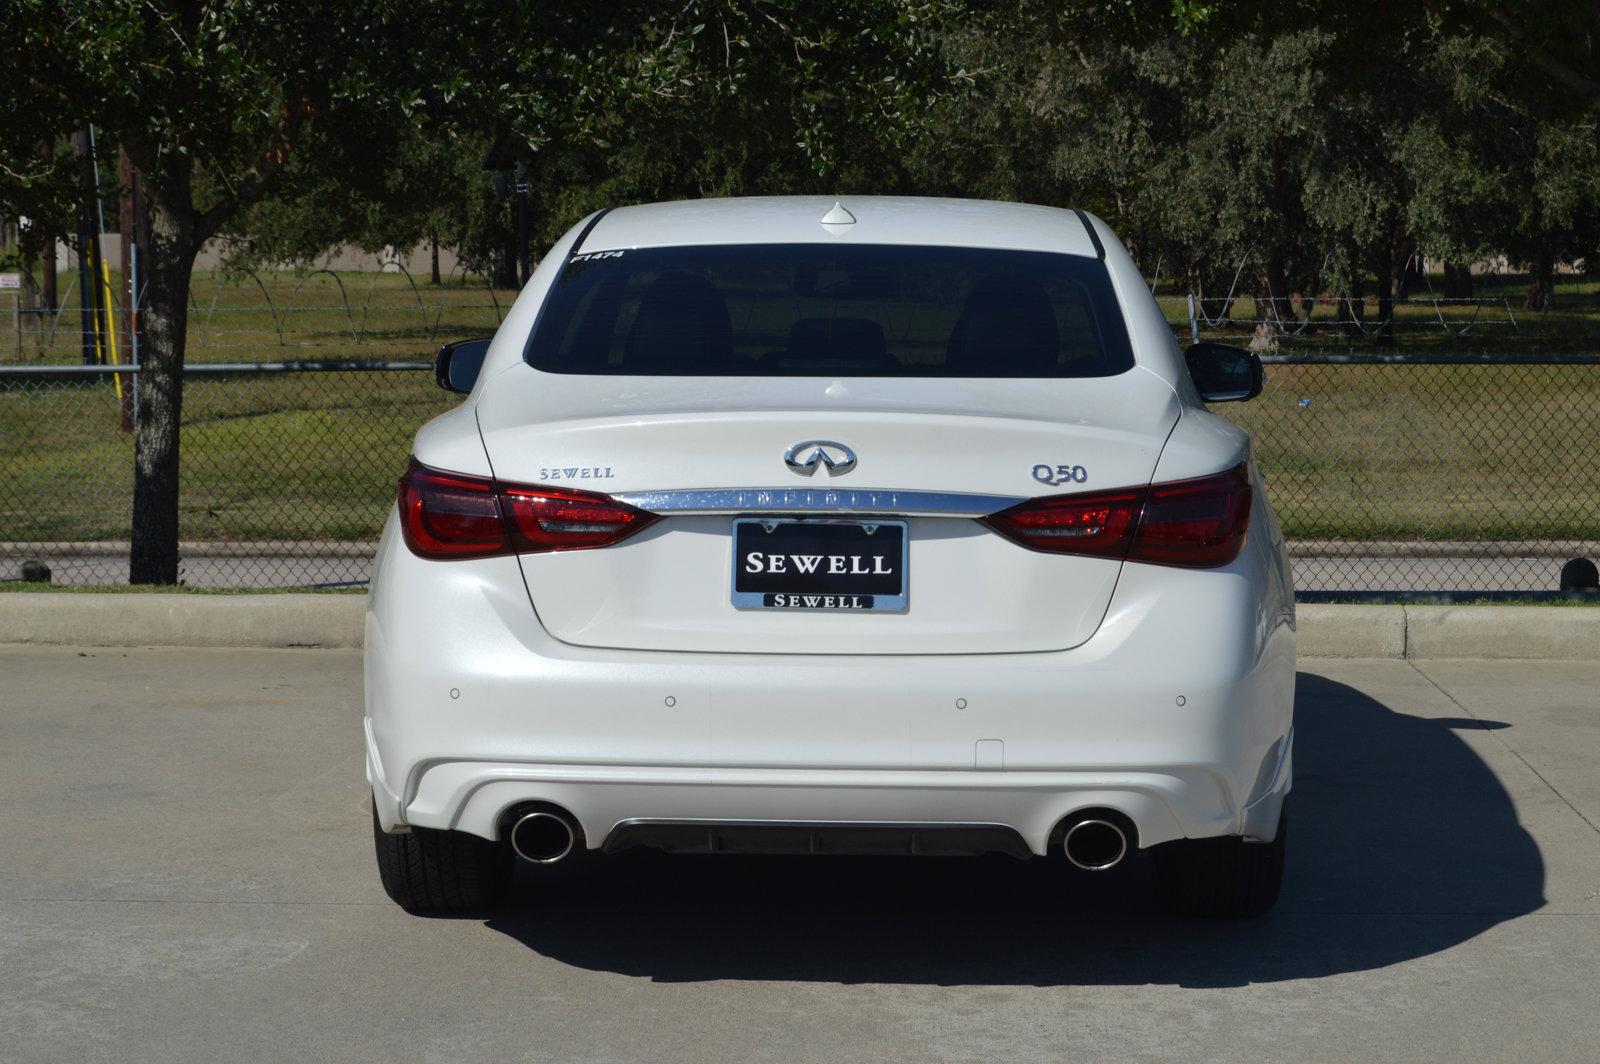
[1062,817,1128,872]
[509,810,577,864]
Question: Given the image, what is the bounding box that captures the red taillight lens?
[397,459,657,560]
[398,463,510,559]
[983,464,1251,568]
[1128,465,1252,567]
[980,487,1144,558]
[501,487,658,552]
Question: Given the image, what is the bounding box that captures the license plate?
[731,518,908,612]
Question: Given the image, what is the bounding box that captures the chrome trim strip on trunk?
[611,487,1023,517]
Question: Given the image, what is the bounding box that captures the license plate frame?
[730,517,909,612]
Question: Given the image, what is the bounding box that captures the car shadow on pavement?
[483,672,1545,987]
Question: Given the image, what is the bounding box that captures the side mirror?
[435,338,492,395]
[1184,342,1264,403]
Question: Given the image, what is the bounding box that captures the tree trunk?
[1342,276,1366,339]
[491,222,517,290]
[40,240,56,312]
[1373,247,1395,346]
[1524,242,1555,310]
[429,229,441,286]
[128,168,197,585]
[1442,261,1474,299]
[1248,246,1290,350]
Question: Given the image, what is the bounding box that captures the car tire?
[1151,806,1287,918]
[372,803,512,914]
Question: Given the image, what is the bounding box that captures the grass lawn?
[2,267,1598,545]
[0,369,453,542]
[1221,361,1600,540]
[9,268,512,367]
[1153,272,1600,353]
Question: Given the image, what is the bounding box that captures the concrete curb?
[1292,604,1599,660]
[0,593,365,649]
[0,595,1595,659]
[1294,605,1408,658]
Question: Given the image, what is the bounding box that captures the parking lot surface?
[1,645,1597,1064]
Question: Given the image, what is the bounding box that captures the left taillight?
[397,459,657,560]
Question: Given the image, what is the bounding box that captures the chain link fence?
[3,354,1595,593]
[0,363,454,586]
[1,274,1597,594]
[1229,355,1599,594]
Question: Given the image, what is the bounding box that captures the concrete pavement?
[1,646,1598,1063]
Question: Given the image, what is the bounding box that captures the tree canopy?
[1,0,1596,581]
[0,0,965,582]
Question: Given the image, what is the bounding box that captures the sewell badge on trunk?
[731,518,908,611]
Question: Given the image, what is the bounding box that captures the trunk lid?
[474,365,1178,653]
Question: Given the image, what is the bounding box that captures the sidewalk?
[6,539,1598,590]
[3,593,1597,659]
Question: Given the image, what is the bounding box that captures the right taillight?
[983,463,1251,568]
[1128,464,1252,567]
[397,458,657,560]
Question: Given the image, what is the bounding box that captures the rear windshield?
[524,243,1134,377]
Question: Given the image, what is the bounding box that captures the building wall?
[53,238,465,279]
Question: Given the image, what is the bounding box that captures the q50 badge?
[1032,463,1088,486]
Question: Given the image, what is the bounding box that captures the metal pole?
[72,131,95,366]
[79,130,109,369]
[117,147,137,431]
[515,159,529,286]
[127,160,149,425]
[1188,293,1200,346]
[88,127,127,412]
[127,207,141,426]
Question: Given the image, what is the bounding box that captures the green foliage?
[903,0,1600,310]
[2,0,1598,317]
[0,1,968,580]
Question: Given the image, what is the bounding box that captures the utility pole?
[515,158,530,286]
[481,138,522,290]
[70,130,96,366]
[118,147,147,432]
[40,141,57,313]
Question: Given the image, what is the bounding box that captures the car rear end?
[365,197,1295,916]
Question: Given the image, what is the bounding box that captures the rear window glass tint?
[525,243,1134,378]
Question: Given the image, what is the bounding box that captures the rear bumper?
[372,755,1295,856]
[365,510,1296,855]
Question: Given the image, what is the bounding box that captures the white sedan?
[366,196,1296,917]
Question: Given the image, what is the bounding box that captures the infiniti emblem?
[784,439,857,477]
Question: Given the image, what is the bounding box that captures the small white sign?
[0,273,21,290]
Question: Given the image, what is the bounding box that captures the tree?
[1414,21,1600,310]
[1455,0,1600,112]
[2,2,468,581]
[228,1,970,280]
[1,1,963,583]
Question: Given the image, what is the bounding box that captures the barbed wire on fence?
[1182,294,1540,344]
[285,269,358,343]
[366,259,432,341]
